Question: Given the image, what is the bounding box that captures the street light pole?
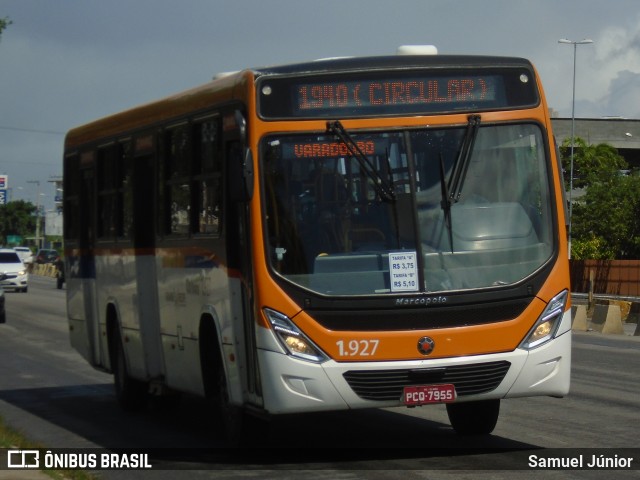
[558,38,593,260]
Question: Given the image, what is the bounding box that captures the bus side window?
[119,141,134,239]
[97,145,118,240]
[163,125,191,236]
[193,118,222,236]
[96,143,132,241]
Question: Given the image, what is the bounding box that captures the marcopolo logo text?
[395,296,447,306]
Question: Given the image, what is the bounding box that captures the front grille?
[308,298,531,331]
[343,361,511,401]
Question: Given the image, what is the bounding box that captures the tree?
[563,137,640,259]
[0,16,11,41]
[560,137,627,190]
[0,200,37,245]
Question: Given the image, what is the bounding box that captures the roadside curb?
[26,264,58,279]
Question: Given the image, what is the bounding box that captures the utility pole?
[27,180,41,249]
[558,38,594,259]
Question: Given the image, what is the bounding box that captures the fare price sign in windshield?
[390,251,419,293]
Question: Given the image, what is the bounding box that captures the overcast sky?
[2,0,640,209]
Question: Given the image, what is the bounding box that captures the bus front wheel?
[200,320,246,445]
[213,359,247,446]
[446,399,500,435]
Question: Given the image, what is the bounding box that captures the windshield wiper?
[439,153,454,253]
[326,120,395,202]
[448,114,481,203]
[439,114,481,253]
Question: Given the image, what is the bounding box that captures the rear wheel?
[446,399,500,435]
[113,330,148,411]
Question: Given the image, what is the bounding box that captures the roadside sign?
[0,189,6,205]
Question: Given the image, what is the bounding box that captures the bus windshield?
[262,123,554,296]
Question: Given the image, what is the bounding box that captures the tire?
[213,361,247,446]
[113,332,148,411]
[446,399,500,435]
[200,321,252,446]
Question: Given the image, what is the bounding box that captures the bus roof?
[64,70,252,149]
[252,55,533,78]
[65,55,534,149]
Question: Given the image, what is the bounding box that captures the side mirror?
[242,148,254,201]
[228,143,254,203]
[227,111,253,203]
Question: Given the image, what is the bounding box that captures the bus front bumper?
[257,325,571,415]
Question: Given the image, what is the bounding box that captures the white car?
[0,249,28,293]
[13,246,34,264]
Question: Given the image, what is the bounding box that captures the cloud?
[578,17,640,117]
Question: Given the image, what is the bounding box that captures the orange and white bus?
[63,50,571,440]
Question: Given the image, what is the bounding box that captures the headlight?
[519,290,568,350]
[263,308,328,363]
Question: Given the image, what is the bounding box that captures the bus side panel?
[157,252,208,395]
[156,247,244,400]
[66,253,102,367]
[133,253,165,380]
[66,262,91,364]
[93,250,146,379]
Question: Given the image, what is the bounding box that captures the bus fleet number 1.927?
[336,339,380,357]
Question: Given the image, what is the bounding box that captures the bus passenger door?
[225,112,261,407]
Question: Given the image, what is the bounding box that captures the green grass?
[0,416,97,480]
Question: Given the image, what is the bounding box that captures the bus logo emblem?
[417,336,435,355]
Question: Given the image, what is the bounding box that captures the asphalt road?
[0,276,639,480]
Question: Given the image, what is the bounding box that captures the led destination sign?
[279,137,391,160]
[291,140,375,159]
[296,76,498,112]
[258,67,538,118]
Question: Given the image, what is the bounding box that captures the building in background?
[551,117,640,168]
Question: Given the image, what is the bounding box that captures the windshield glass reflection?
[262,123,554,296]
